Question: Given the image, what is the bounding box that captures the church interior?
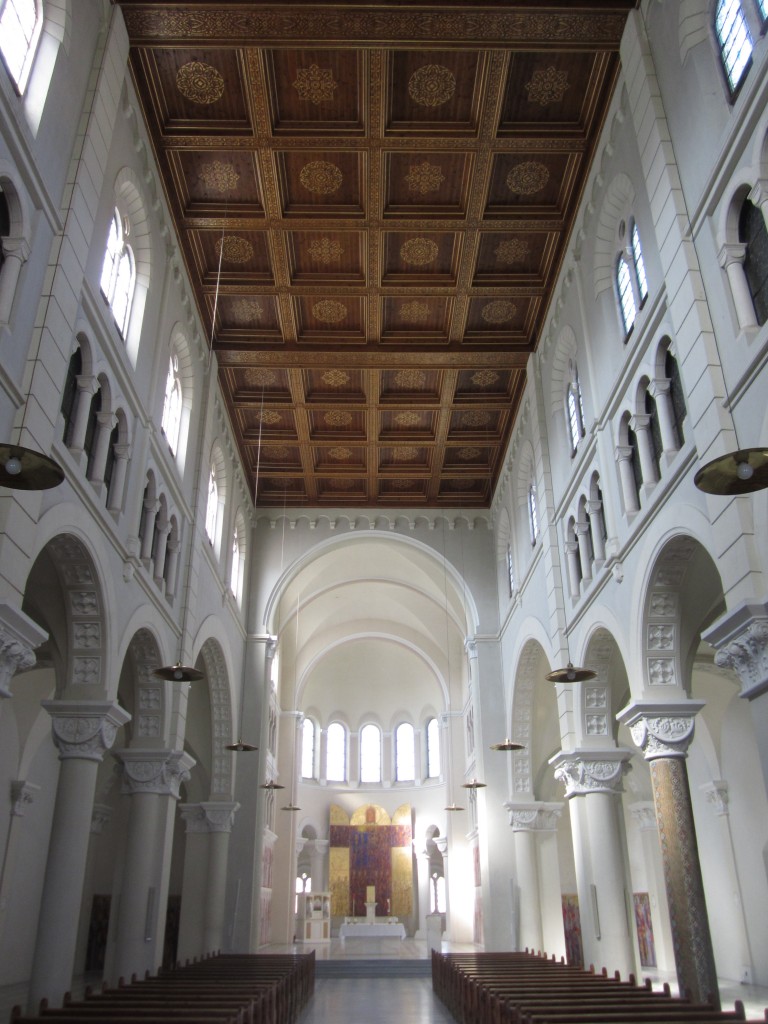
[1,0,768,1017]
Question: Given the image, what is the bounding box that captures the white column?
[164,534,181,598]
[586,500,606,565]
[506,804,563,954]
[88,411,116,486]
[565,540,581,600]
[0,780,41,941]
[29,701,130,1010]
[318,727,328,784]
[629,413,658,492]
[153,521,171,587]
[0,237,29,323]
[648,379,679,458]
[139,499,159,563]
[68,376,99,455]
[200,802,239,954]
[552,751,635,978]
[0,602,47,702]
[718,243,758,332]
[615,445,640,514]
[416,849,432,938]
[575,523,593,584]
[107,443,131,514]
[176,805,208,963]
[110,749,195,984]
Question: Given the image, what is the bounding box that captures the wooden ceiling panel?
[264,49,366,136]
[120,0,637,507]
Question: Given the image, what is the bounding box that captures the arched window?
[617,255,637,337]
[566,361,586,455]
[100,208,135,338]
[326,722,346,782]
[395,723,415,782]
[739,198,768,325]
[426,717,440,779]
[205,463,218,542]
[715,0,753,93]
[0,0,42,95]
[360,724,381,784]
[631,222,648,304]
[301,718,315,780]
[60,346,82,446]
[665,350,686,446]
[161,352,183,455]
[527,482,539,546]
[506,543,515,597]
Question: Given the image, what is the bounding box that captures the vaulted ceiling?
[118,1,636,507]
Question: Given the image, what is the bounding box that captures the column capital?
[629,412,651,432]
[433,835,448,858]
[700,780,729,817]
[718,241,747,269]
[550,749,631,797]
[91,802,112,834]
[703,599,768,700]
[617,700,704,760]
[117,749,195,797]
[0,602,48,697]
[464,637,478,660]
[43,700,130,762]
[11,779,40,816]
[614,444,633,463]
[505,801,562,831]
[75,373,99,397]
[648,377,671,399]
[629,801,657,831]
[311,838,330,854]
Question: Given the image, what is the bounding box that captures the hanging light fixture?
[0,444,64,489]
[156,216,228,684]
[545,629,595,683]
[694,447,768,495]
[261,779,285,790]
[490,738,525,752]
[462,778,487,790]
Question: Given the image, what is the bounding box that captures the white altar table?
[339,921,406,939]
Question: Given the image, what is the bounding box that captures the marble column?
[0,602,47,703]
[110,749,195,984]
[28,701,130,1010]
[551,750,635,978]
[620,702,719,1007]
[506,803,562,954]
[703,601,768,797]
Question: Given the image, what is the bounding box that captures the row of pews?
[432,950,766,1024]
[10,952,315,1024]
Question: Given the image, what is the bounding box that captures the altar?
[339,918,406,940]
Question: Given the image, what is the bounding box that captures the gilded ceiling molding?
[231,299,263,322]
[200,160,239,192]
[399,300,429,323]
[215,236,254,263]
[400,237,438,266]
[292,64,338,104]
[404,161,445,195]
[393,369,426,389]
[506,161,550,195]
[408,64,456,107]
[308,238,344,263]
[481,299,517,324]
[324,411,352,426]
[312,299,348,323]
[524,65,570,105]
[495,238,530,264]
[299,161,343,195]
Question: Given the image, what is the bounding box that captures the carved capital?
[43,701,130,762]
[11,779,40,816]
[718,242,747,269]
[118,749,195,797]
[180,800,239,833]
[505,801,562,831]
[0,603,48,697]
[700,780,729,817]
[464,637,478,661]
[618,700,704,760]
[630,801,657,831]
[552,753,630,798]
[712,619,768,700]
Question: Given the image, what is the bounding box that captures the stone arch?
[549,324,578,419]
[197,638,234,800]
[581,627,630,746]
[639,534,725,697]
[594,172,636,298]
[509,639,559,799]
[118,627,166,746]
[111,166,152,366]
[21,532,109,699]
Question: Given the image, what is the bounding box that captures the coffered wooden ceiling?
[118,1,637,507]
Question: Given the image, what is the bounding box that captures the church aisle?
[298,977,455,1023]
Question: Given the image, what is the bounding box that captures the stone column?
[648,379,679,458]
[152,521,171,587]
[29,701,130,1010]
[139,499,159,563]
[615,445,640,514]
[0,780,41,940]
[434,835,450,935]
[68,376,99,455]
[506,803,562,954]
[89,411,116,486]
[551,751,635,978]
[586,500,606,565]
[703,601,768,796]
[164,534,180,598]
[620,702,719,1007]
[629,413,658,492]
[575,522,593,584]
[200,803,239,954]
[0,602,47,702]
[416,849,432,938]
[0,237,29,322]
[107,443,131,514]
[718,243,758,332]
[565,540,581,600]
[110,749,195,984]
